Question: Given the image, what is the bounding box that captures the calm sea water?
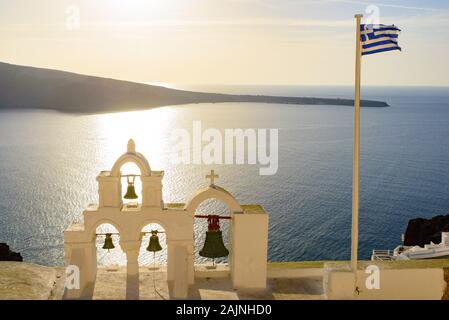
[1,85,448,266]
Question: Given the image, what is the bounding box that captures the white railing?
[371,249,394,261]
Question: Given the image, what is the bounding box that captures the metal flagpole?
[351,13,363,290]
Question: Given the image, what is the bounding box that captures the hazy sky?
[1,0,448,85]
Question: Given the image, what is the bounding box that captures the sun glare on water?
[106,0,180,19]
[94,107,178,170]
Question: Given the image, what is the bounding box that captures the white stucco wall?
[231,212,268,289]
[324,266,447,300]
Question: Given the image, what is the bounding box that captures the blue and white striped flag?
[360,24,401,56]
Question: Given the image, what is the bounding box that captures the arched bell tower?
[97,139,163,208]
[64,140,268,300]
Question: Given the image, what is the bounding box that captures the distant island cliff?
[0,62,389,113]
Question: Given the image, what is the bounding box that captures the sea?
[0,85,448,267]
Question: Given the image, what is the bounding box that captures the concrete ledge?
[323,267,356,300]
[268,261,327,269]
[268,268,323,278]
[323,261,448,300]
[194,264,230,278]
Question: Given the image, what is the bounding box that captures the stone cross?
[206,170,219,186]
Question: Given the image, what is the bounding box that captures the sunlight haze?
[0,0,448,85]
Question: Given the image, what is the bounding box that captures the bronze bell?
[102,233,115,251]
[124,175,138,200]
[199,215,229,259]
[146,230,162,252]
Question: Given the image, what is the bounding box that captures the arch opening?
[95,223,126,267]
[138,223,167,269]
[92,223,127,299]
[138,222,168,300]
[184,186,243,213]
[110,152,151,177]
[120,162,142,206]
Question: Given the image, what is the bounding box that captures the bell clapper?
[212,258,217,269]
[153,251,156,299]
[206,258,217,270]
[153,251,156,270]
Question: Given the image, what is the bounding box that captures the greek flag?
[360,24,401,56]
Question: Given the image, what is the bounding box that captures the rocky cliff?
[0,243,22,261]
[404,215,449,247]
